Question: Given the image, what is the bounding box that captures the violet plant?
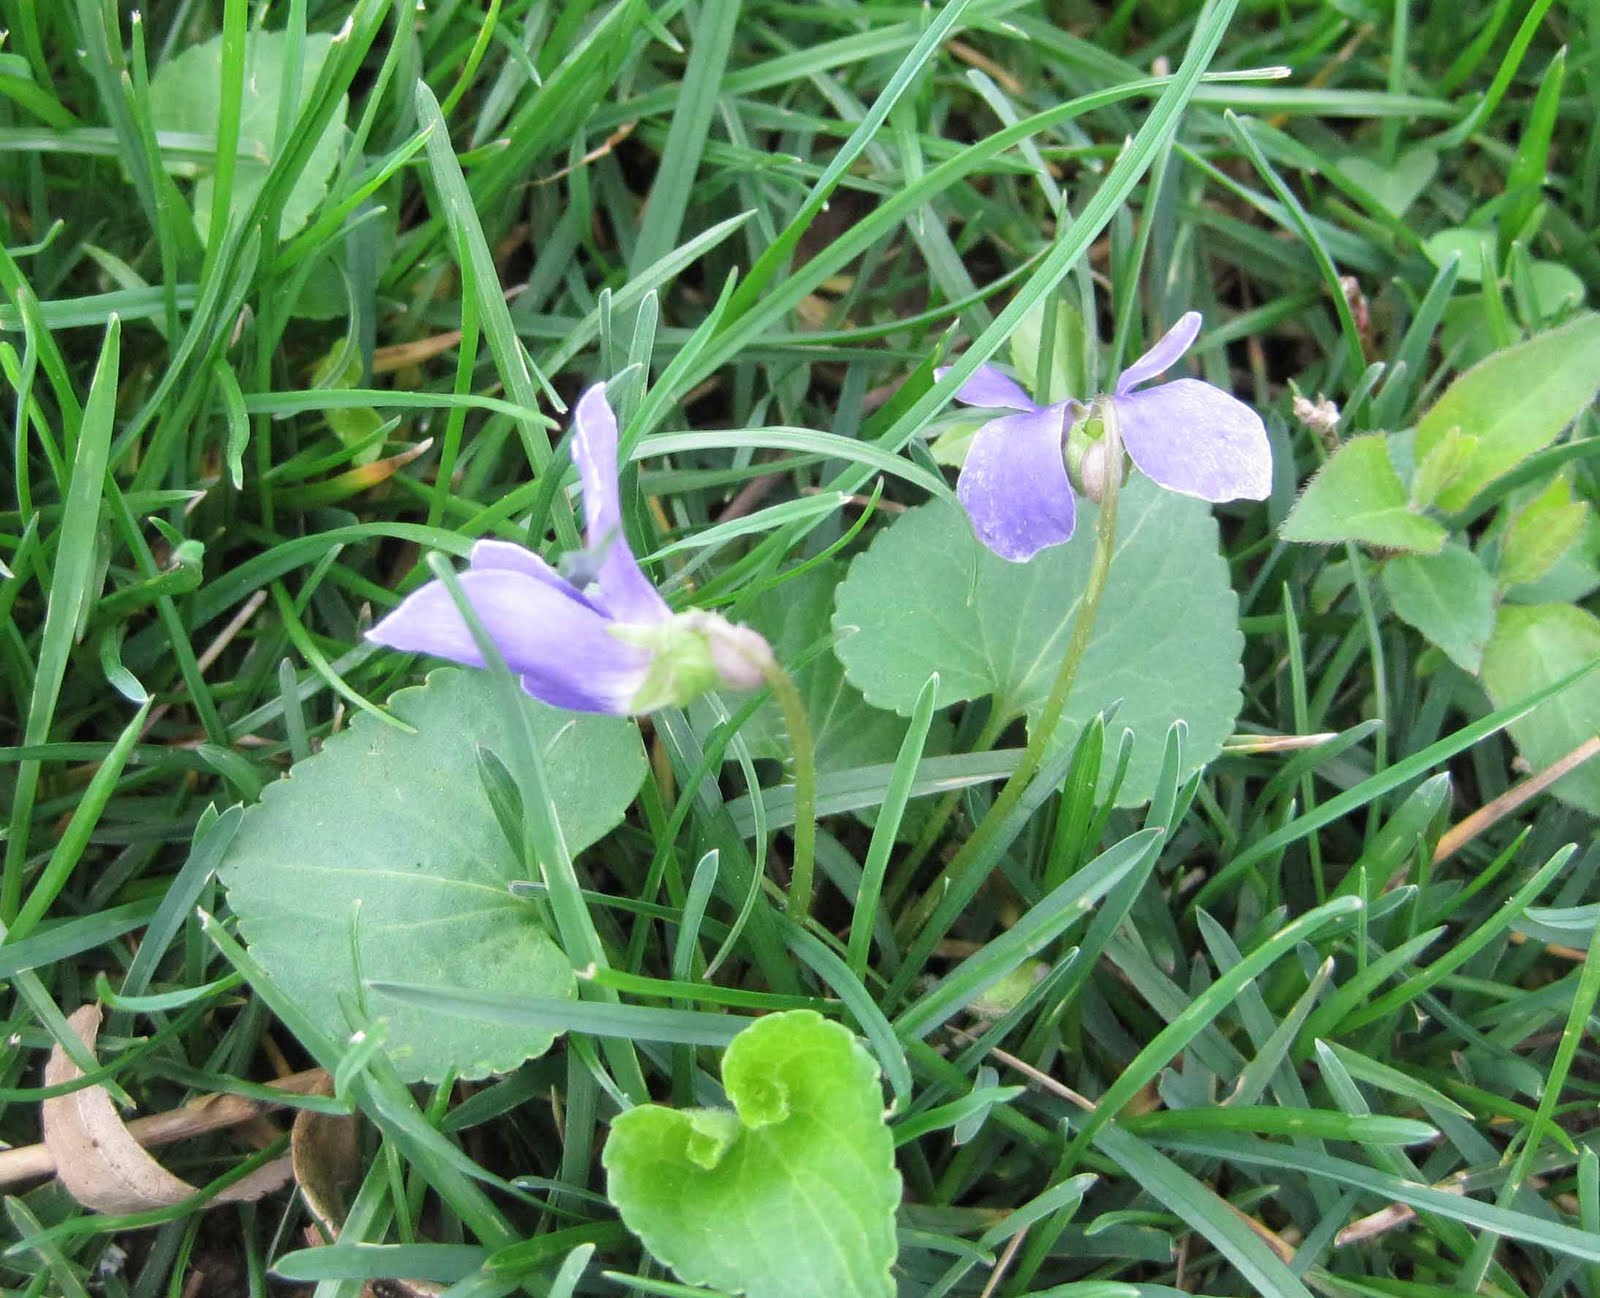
[366,382,820,916]
[897,312,1273,957]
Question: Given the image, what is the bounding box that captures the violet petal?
[469,539,604,613]
[1116,311,1203,394]
[1114,379,1273,502]
[367,568,650,713]
[571,383,670,624]
[956,402,1077,562]
[935,363,1038,412]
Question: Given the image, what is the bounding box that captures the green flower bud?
[1064,405,1124,503]
[613,610,776,713]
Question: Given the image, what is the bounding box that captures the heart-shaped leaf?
[604,1010,899,1298]
[1337,148,1438,217]
[1424,227,1492,282]
[220,668,647,1081]
[735,563,928,772]
[832,476,1244,805]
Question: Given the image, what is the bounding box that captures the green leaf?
[1279,434,1447,552]
[1336,147,1437,218]
[1508,510,1600,604]
[149,30,348,243]
[1009,296,1086,405]
[1481,604,1600,813]
[1499,474,1589,586]
[603,1010,898,1298]
[731,565,950,840]
[1439,296,1499,369]
[833,477,1244,805]
[1408,426,1478,510]
[1380,545,1497,672]
[219,668,647,1081]
[1423,227,1492,282]
[928,418,984,469]
[1524,259,1587,318]
[310,341,385,460]
[1414,313,1600,511]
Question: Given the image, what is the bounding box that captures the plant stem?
[891,413,1124,989]
[765,663,818,922]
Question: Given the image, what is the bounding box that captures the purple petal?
[1116,312,1202,394]
[1114,380,1272,502]
[367,568,650,714]
[571,383,670,624]
[935,363,1037,412]
[469,539,603,613]
[956,402,1077,562]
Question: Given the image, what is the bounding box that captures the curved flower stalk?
[368,383,774,715]
[940,311,1272,562]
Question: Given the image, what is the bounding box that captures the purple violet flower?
[938,311,1272,562]
[368,383,773,714]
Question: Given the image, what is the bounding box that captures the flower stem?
[764,663,818,922]
[891,414,1124,989]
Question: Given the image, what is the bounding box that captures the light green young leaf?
[833,477,1244,805]
[1414,313,1600,511]
[1337,147,1437,218]
[1508,511,1600,604]
[1500,474,1589,587]
[1380,545,1497,673]
[928,418,984,469]
[1408,426,1478,510]
[1279,434,1447,552]
[603,1010,898,1298]
[310,341,385,460]
[149,30,348,242]
[1009,297,1087,404]
[1481,603,1600,813]
[220,668,647,1081]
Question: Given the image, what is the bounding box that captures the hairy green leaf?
[1280,434,1447,552]
[1481,603,1600,812]
[1499,474,1589,586]
[1380,545,1497,672]
[1415,313,1600,510]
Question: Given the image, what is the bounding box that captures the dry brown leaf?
[291,1100,361,1240]
[42,1005,292,1214]
[289,1095,444,1298]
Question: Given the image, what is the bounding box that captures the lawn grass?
[3,1,1599,1295]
